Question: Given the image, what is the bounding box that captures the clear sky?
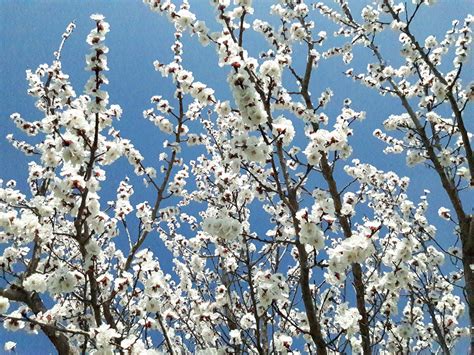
[0,0,473,353]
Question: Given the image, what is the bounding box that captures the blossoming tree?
[0,0,472,353]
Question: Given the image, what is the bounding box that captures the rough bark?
[320,154,371,355]
[1,286,72,354]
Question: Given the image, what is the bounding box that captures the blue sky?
[0,0,473,353]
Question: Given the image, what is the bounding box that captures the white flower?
[94,324,120,350]
[90,14,105,21]
[425,35,438,49]
[275,334,293,352]
[62,109,88,130]
[254,271,289,313]
[397,324,414,339]
[241,136,270,164]
[4,341,16,352]
[272,116,295,146]
[240,313,256,329]
[145,297,161,313]
[299,221,325,249]
[229,329,242,344]
[438,207,451,220]
[335,303,361,336]
[235,0,252,6]
[0,296,10,314]
[85,239,101,256]
[202,215,242,241]
[176,9,196,29]
[406,150,426,166]
[3,312,24,331]
[48,270,78,294]
[304,143,322,165]
[290,23,307,41]
[145,272,167,297]
[260,60,281,82]
[23,273,48,293]
[215,101,231,116]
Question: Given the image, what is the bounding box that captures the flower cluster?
[202,214,242,242]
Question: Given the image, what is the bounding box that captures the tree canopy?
[0,0,473,354]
